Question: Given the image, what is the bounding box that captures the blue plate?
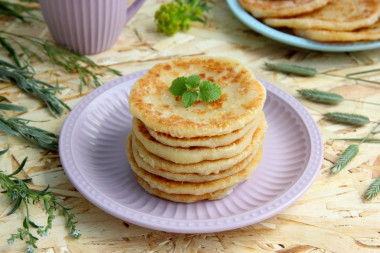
[226,0,380,52]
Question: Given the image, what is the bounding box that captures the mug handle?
[126,0,147,24]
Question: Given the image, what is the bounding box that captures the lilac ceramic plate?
[59,70,323,233]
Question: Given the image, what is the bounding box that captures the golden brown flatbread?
[128,57,266,138]
[263,0,380,31]
[239,0,331,18]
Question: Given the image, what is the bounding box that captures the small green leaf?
[198,80,221,102]
[169,76,187,97]
[0,119,18,136]
[185,75,200,89]
[23,217,28,228]
[0,95,11,103]
[331,144,359,174]
[365,177,380,200]
[7,197,22,215]
[0,145,9,156]
[9,156,28,177]
[28,220,39,228]
[182,90,198,108]
[0,103,27,111]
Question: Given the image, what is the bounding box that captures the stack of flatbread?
[239,0,380,42]
[127,57,267,203]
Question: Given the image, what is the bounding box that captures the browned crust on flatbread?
[128,57,266,138]
[263,0,380,31]
[239,0,331,18]
[146,112,262,148]
[135,175,236,203]
[132,122,267,175]
[132,117,259,164]
[132,135,264,182]
[126,134,264,195]
[293,19,380,42]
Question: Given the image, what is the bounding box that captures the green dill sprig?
[265,62,380,85]
[297,89,380,106]
[0,146,80,252]
[324,112,370,126]
[0,60,70,116]
[0,31,122,92]
[155,0,211,36]
[331,121,380,174]
[0,0,40,22]
[169,74,221,107]
[0,114,58,151]
[365,177,380,200]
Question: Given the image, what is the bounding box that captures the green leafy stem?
[0,146,80,252]
[155,0,211,36]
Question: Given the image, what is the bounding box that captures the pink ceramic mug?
[39,0,146,55]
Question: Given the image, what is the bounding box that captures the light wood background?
[0,1,380,252]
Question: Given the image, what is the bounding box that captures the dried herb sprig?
[0,31,122,92]
[0,95,27,111]
[365,177,380,200]
[0,0,40,22]
[0,60,70,116]
[297,89,380,106]
[0,146,80,252]
[324,112,370,126]
[265,62,380,85]
[331,121,380,174]
[0,114,58,151]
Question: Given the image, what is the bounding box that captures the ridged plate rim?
[59,70,323,233]
[226,0,380,52]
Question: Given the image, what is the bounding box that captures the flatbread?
[135,175,236,203]
[147,112,262,148]
[293,19,380,42]
[128,57,266,138]
[127,140,263,195]
[263,0,380,31]
[239,0,331,18]
[132,117,264,164]
[132,121,267,175]
[131,135,264,182]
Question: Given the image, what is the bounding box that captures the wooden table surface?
[1,1,380,252]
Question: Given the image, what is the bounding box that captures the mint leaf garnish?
[182,90,198,108]
[198,80,222,102]
[168,75,221,107]
[169,76,187,97]
[185,75,200,89]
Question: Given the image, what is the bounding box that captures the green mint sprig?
[169,75,221,108]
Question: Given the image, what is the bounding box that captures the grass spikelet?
[324,112,370,126]
[265,62,317,77]
[297,89,344,104]
[365,177,380,200]
[331,144,359,174]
